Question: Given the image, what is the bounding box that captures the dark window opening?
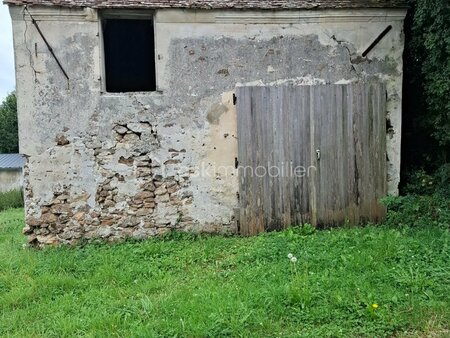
[102,18,156,92]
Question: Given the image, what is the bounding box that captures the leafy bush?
[403,164,450,197]
[433,164,450,197]
[381,194,450,228]
[407,0,450,147]
[401,0,450,186]
[0,189,24,211]
[403,170,436,195]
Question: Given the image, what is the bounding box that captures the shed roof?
[0,154,26,170]
[3,0,408,10]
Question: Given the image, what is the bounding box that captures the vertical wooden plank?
[380,83,388,200]
[236,86,250,235]
[335,85,346,220]
[360,82,368,221]
[353,82,363,222]
[309,85,317,226]
[271,86,282,232]
[261,86,273,231]
[251,86,262,234]
[373,82,388,220]
[329,84,339,223]
[367,82,374,220]
[320,84,330,225]
[367,82,377,220]
[317,84,331,225]
[295,85,312,225]
[301,85,312,224]
[290,85,311,225]
[288,85,297,227]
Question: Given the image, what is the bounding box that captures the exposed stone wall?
[9,7,406,245]
[23,120,210,245]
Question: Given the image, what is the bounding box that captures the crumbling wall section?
[23,121,197,245]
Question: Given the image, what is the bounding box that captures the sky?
[0,4,15,102]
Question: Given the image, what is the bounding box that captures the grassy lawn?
[0,208,449,337]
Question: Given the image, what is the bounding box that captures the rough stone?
[51,204,72,215]
[135,191,154,200]
[154,185,167,195]
[155,194,170,203]
[55,134,70,146]
[136,208,154,217]
[41,213,58,224]
[26,217,41,227]
[114,125,128,135]
[167,185,180,194]
[97,227,112,238]
[142,182,156,191]
[74,212,85,221]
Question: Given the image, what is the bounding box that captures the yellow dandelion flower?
[372,303,379,309]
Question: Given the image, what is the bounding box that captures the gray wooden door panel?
[236,82,386,235]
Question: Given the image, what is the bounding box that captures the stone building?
[5,0,407,245]
[0,154,25,193]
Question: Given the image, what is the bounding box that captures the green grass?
[0,208,449,337]
[0,189,23,211]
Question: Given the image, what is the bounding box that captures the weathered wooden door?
[236,83,387,236]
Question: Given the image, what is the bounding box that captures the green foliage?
[285,223,316,238]
[286,253,312,310]
[0,92,18,154]
[0,208,449,337]
[401,0,450,186]
[433,164,450,197]
[403,165,450,197]
[0,190,24,211]
[403,169,436,195]
[381,194,450,228]
[408,0,450,147]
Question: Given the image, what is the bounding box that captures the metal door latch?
[316,149,321,161]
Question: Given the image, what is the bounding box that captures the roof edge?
[3,1,409,10]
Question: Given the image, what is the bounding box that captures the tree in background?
[401,0,450,193]
[0,92,19,154]
[411,0,450,147]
